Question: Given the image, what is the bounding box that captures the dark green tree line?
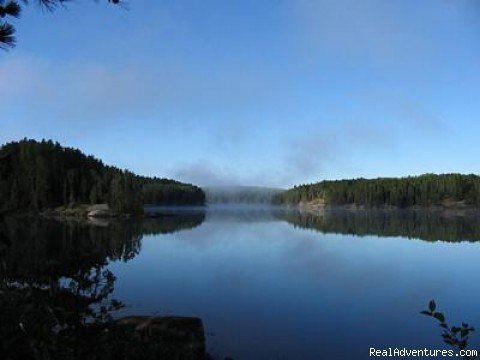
[140,176,206,206]
[0,139,205,214]
[273,174,480,208]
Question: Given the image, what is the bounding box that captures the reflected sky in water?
[107,208,480,359]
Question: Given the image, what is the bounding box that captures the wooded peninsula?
[0,139,205,215]
[273,174,480,209]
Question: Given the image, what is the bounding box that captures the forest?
[0,139,205,214]
[273,174,480,208]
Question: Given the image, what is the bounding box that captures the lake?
[2,206,480,359]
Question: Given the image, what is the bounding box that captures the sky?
[1,0,480,188]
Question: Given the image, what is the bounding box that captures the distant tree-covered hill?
[204,186,283,204]
[273,174,480,208]
[0,139,205,214]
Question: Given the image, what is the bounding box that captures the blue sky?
[1,0,480,188]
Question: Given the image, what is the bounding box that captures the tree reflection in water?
[276,209,480,242]
[276,209,480,358]
[0,212,205,360]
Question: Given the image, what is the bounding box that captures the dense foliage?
[273,174,480,208]
[0,139,205,214]
[141,176,205,206]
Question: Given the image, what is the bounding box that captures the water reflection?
[3,207,480,359]
[109,207,480,359]
[0,212,206,360]
[143,212,206,235]
[276,209,480,242]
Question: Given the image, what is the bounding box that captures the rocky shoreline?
[295,200,480,213]
[38,203,167,219]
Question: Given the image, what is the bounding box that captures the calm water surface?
[3,206,480,359]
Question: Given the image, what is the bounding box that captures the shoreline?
[293,201,480,214]
[1,203,206,220]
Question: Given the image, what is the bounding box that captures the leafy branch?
[421,300,476,359]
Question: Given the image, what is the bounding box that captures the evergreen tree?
[274,174,480,208]
[0,139,206,214]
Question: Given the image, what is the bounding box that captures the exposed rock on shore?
[87,204,114,218]
[116,316,206,360]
